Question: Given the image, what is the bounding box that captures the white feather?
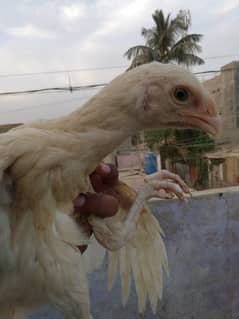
[106,204,169,314]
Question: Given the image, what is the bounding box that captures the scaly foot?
[89,170,190,250]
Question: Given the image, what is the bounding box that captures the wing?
[107,203,168,314]
[85,181,169,314]
[0,129,94,317]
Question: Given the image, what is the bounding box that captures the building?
[204,61,239,143]
[0,123,21,133]
[204,61,239,187]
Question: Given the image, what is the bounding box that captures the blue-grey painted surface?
[29,191,239,319]
[144,152,158,174]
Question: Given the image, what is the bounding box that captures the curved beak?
[201,115,221,136]
[176,98,222,136]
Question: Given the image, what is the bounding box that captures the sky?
[0,0,239,124]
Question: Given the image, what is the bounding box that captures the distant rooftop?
[0,123,21,133]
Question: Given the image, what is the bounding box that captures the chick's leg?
[89,172,189,251]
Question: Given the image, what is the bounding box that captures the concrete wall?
[204,61,239,142]
[30,189,239,319]
[117,151,143,170]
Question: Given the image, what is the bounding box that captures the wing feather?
[106,203,168,314]
[107,251,118,291]
[129,247,147,313]
[119,245,131,305]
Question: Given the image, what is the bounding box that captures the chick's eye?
[174,88,189,103]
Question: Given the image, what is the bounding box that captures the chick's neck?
[32,88,140,172]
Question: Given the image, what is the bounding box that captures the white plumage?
[0,62,220,318]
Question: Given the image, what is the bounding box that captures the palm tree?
[125,10,211,188]
[124,9,204,69]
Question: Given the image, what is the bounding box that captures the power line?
[0,94,93,114]
[0,65,238,97]
[120,141,226,155]
[0,54,238,79]
[167,142,219,148]
[156,139,226,148]
[0,83,106,97]
[0,65,127,78]
[203,54,239,60]
[194,66,237,75]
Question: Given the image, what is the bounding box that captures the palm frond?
[174,33,203,47]
[125,47,155,70]
[168,33,204,66]
[171,53,205,66]
[141,27,155,42]
[174,10,191,31]
[124,45,153,60]
[152,10,169,34]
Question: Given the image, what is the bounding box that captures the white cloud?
[5,24,57,39]
[61,3,86,21]
[215,0,239,16]
[79,0,156,52]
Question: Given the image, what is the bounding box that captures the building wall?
[117,151,144,170]
[204,61,239,188]
[204,61,239,142]
[209,157,239,188]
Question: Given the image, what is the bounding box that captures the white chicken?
[0,62,220,319]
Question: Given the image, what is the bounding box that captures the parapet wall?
[30,188,239,319]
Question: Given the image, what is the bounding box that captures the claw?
[145,169,191,200]
[90,170,190,251]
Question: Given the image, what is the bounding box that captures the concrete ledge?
[30,189,239,319]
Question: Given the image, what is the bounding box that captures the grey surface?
[29,191,239,319]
